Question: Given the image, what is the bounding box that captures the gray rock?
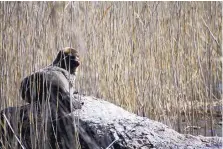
[72,95,222,149]
[0,95,222,149]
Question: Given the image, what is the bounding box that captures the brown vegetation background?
[0,2,222,136]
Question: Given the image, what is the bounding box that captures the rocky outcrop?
[73,95,222,149]
[0,95,222,149]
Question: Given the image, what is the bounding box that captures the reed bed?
[0,1,222,138]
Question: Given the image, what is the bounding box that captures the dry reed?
[0,1,222,140]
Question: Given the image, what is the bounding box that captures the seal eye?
[71,55,79,62]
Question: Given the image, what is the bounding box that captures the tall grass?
[0,1,222,137]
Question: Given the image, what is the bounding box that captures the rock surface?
[0,95,222,149]
[72,95,222,149]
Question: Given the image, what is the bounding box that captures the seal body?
[19,47,82,113]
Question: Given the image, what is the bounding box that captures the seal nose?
[75,56,80,63]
